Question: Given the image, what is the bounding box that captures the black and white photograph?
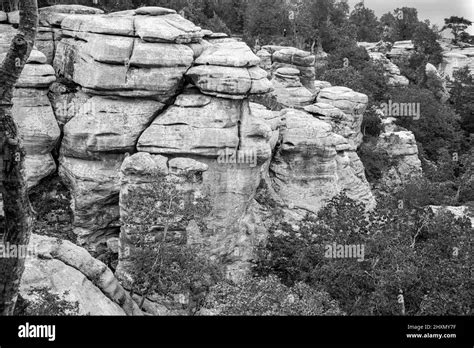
[0,0,472,345]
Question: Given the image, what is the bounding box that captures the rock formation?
[3,5,379,284]
[20,234,141,315]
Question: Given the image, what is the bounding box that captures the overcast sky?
[347,0,474,34]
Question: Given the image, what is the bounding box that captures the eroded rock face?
[375,118,422,188]
[269,109,375,216]
[369,52,409,87]
[21,234,141,316]
[16,5,381,282]
[59,155,124,251]
[317,86,368,149]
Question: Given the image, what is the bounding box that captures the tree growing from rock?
[0,0,37,315]
[442,16,473,44]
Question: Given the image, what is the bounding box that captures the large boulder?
[58,155,124,251]
[317,86,368,149]
[62,96,164,159]
[269,109,375,215]
[21,234,141,316]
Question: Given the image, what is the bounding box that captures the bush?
[121,174,223,314]
[254,193,472,315]
[358,139,396,183]
[14,289,80,316]
[389,86,462,161]
[318,61,389,104]
[203,276,344,316]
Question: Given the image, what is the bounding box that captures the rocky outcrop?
[255,46,317,108]
[270,67,316,108]
[4,6,380,284]
[375,117,422,188]
[269,108,375,216]
[429,206,474,228]
[438,43,474,80]
[316,86,368,149]
[425,63,449,102]
[369,52,409,86]
[21,234,142,315]
[387,40,414,59]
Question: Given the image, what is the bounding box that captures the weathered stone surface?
[7,10,19,24]
[0,24,15,53]
[48,83,91,126]
[25,154,56,188]
[317,87,368,148]
[270,72,315,108]
[369,52,409,86]
[62,97,165,159]
[65,51,188,100]
[387,40,414,59]
[81,34,134,64]
[27,49,48,64]
[134,14,203,44]
[248,66,273,94]
[257,49,272,71]
[59,155,124,251]
[14,63,56,88]
[138,94,240,156]
[269,109,375,215]
[0,11,7,22]
[61,14,134,36]
[196,41,260,67]
[186,65,251,98]
[304,102,362,150]
[130,41,194,67]
[439,51,472,80]
[273,47,316,66]
[12,89,60,155]
[135,6,177,16]
[39,5,104,26]
[425,63,449,102]
[21,234,141,316]
[375,119,422,188]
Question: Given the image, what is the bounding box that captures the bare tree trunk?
[0,0,37,316]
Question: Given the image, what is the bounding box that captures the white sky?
[347,0,474,34]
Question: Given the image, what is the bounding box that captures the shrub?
[14,289,80,316]
[122,174,224,314]
[254,193,472,315]
[203,275,344,316]
[389,86,462,161]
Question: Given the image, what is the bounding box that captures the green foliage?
[443,16,473,44]
[412,22,443,66]
[122,175,223,313]
[349,1,382,42]
[361,108,383,138]
[254,193,472,315]
[381,7,421,41]
[319,60,389,104]
[358,138,395,183]
[243,0,291,44]
[389,86,463,161]
[449,66,474,134]
[203,275,344,316]
[14,289,80,316]
[205,12,231,35]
